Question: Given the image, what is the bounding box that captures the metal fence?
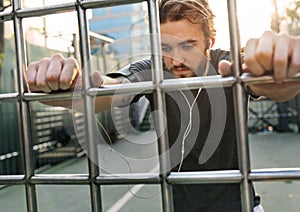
[0,0,300,212]
[248,97,300,133]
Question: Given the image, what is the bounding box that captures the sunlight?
[210,0,272,49]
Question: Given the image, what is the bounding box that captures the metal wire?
[227,0,253,210]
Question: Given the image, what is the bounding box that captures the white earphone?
[177,59,210,172]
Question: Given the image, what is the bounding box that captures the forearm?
[41,99,74,109]
[93,76,131,112]
[40,75,130,112]
[249,81,300,102]
[41,96,117,113]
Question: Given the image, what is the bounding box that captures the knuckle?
[65,57,77,64]
[245,38,257,46]
[277,34,290,46]
[52,53,64,60]
[65,57,79,69]
[39,58,51,67]
[262,30,274,38]
[278,33,289,40]
[27,62,37,70]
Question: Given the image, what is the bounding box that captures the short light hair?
[159,0,216,49]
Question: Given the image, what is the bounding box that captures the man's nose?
[172,57,184,67]
[172,50,185,66]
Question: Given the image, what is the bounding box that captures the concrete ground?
[0,131,300,211]
[249,132,300,212]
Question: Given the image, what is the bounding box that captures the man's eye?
[181,43,194,50]
[161,45,171,52]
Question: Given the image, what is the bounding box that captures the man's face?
[160,19,208,78]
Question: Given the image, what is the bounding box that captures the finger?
[244,38,265,76]
[273,34,290,83]
[91,71,104,87]
[71,73,82,91]
[288,37,300,78]
[59,57,79,90]
[255,31,275,71]
[218,60,232,76]
[36,58,52,93]
[27,62,39,91]
[46,54,64,90]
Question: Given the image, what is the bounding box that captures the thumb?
[218,60,233,76]
[91,71,104,87]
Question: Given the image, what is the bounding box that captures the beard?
[168,58,210,78]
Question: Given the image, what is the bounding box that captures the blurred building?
[88,3,149,60]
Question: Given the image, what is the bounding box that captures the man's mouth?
[175,68,189,72]
[172,67,193,78]
[172,66,191,73]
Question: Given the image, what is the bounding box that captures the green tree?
[271,0,300,35]
[284,1,300,35]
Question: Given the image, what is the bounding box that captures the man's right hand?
[27,53,81,93]
[26,53,129,112]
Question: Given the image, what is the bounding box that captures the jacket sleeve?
[106,59,153,107]
[107,59,152,82]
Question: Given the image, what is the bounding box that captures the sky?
[209,0,273,49]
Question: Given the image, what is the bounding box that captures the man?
[27,0,300,211]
